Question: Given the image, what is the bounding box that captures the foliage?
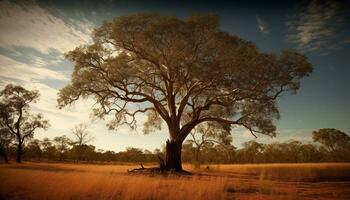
[186,122,234,167]
[0,84,49,162]
[53,136,72,160]
[57,13,312,169]
[4,129,346,164]
[312,128,350,161]
[0,127,13,162]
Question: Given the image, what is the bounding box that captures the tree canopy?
[312,128,350,161]
[58,13,312,170]
[0,84,49,162]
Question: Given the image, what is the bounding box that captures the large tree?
[0,84,49,163]
[58,13,312,171]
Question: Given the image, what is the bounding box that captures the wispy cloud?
[0,0,94,139]
[285,0,350,55]
[256,16,269,34]
[0,1,157,151]
[0,1,94,54]
[0,55,67,82]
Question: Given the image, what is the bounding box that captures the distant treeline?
[2,133,350,164]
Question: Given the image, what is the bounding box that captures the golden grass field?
[1,162,350,200]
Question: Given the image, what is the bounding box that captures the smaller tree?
[186,122,233,167]
[41,138,56,160]
[102,150,116,161]
[25,139,43,160]
[53,135,72,161]
[71,124,93,146]
[70,144,96,161]
[70,124,93,161]
[0,84,49,163]
[299,143,322,163]
[285,140,303,163]
[312,128,350,161]
[116,147,145,162]
[237,141,264,163]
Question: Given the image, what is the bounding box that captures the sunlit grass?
[1,162,349,200]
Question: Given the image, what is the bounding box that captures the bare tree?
[58,13,312,171]
[70,123,93,146]
[70,124,93,161]
[0,84,49,163]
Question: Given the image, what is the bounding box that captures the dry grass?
[208,163,350,181]
[1,162,350,200]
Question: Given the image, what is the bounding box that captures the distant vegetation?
[1,128,349,164]
[1,85,349,165]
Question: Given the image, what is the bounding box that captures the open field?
[1,162,350,200]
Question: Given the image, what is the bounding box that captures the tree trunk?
[3,153,9,163]
[194,147,201,169]
[165,140,183,171]
[16,143,23,163]
[0,146,9,163]
[0,151,8,163]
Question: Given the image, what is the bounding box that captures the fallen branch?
[127,163,145,173]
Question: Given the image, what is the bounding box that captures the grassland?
[1,162,349,200]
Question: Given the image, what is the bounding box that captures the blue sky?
[0,0,349,152]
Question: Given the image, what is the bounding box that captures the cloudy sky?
[0,0,349,152]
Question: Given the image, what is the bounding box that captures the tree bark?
[3,153,8,163]
[165,140,183,171]
[194,147,201,169]
[0,145,8,163]
[16,143,23,163]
